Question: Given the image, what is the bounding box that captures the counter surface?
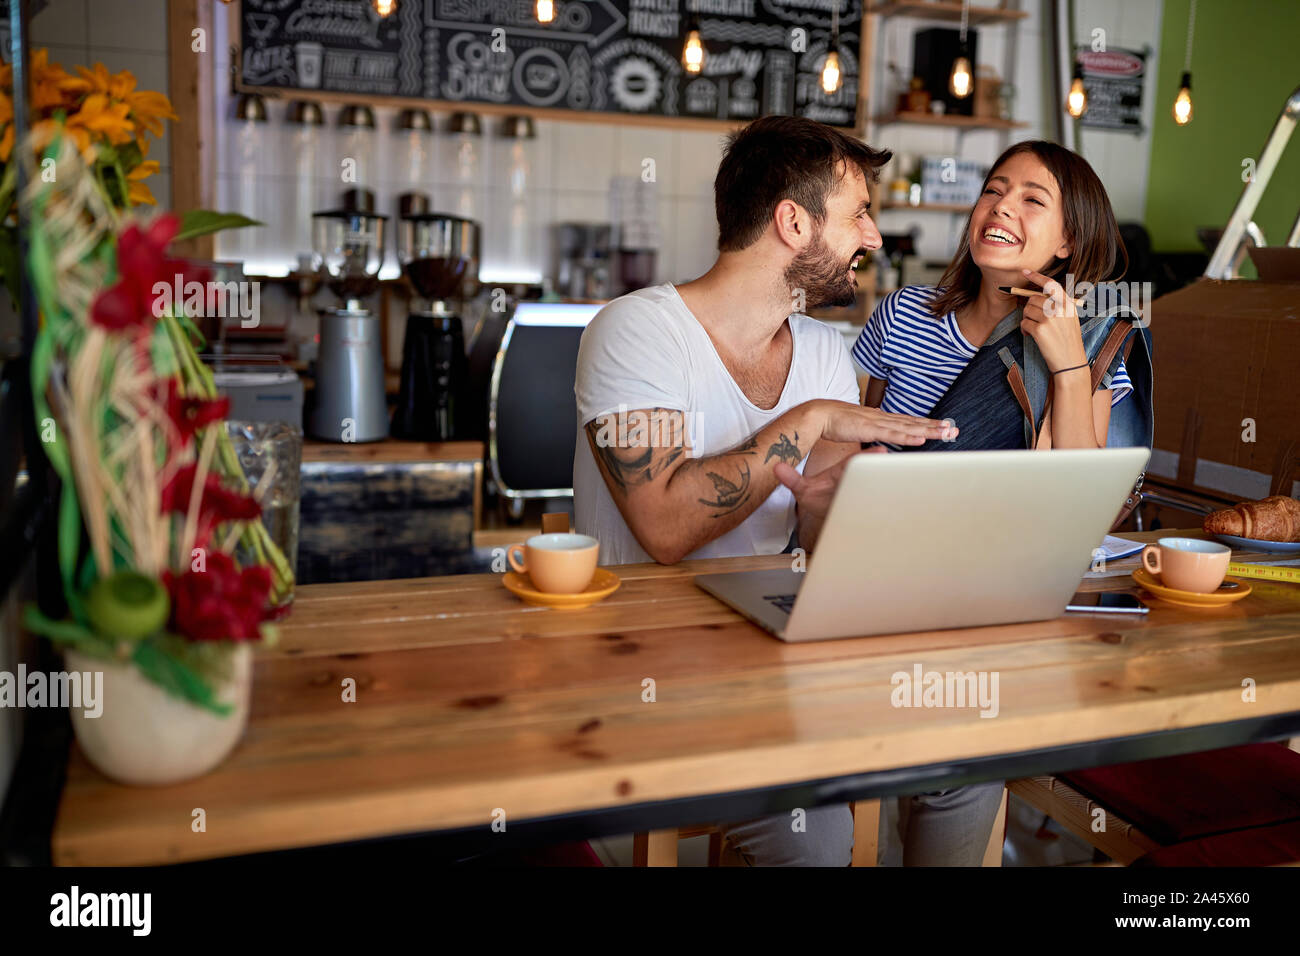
[51,529,1300,864]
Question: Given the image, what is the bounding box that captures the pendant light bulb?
[949,55,973,99]
[821,50,842,94]
[1066,68,1087,117]
[683,26,705,73]
[372,0,396,16]
[536,0,554,24]
[1173,71,1193,125]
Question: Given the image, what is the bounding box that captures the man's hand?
[814,399,957,446]
[774,447,888,552]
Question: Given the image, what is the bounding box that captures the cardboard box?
[1150,278,1300,501]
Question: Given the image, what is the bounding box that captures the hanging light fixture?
[1173,0,1196,125]
[821,3,842,94]
[683,16,705,73]
[1066,64,1087,117]
[948,0,973,99]
[372,0,397,16]
[536,0,554,24]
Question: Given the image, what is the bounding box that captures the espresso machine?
[308,208,389,442]
[391,206,479,441]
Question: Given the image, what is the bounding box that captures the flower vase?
[63,645,252,786]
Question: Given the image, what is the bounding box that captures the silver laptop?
[694,448,1149,642]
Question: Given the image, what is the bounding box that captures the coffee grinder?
[391,206,479,441]
[308,208,389,442]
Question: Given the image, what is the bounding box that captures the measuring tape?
[1227,562,1300,584]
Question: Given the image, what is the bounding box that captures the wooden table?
[52,530,1300,865]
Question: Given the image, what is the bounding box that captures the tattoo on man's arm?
[586,420,684,495]
[697,460,752,517]
[763,431,802,466]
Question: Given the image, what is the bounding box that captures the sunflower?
[62,63,176,138]
[0,50,172,209]
[127,160,161,206]
[66,93,135,148]
[127,89,176,139]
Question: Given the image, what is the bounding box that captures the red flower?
[90,214,210,331]
[160,464,261,548]
[164,550,272,642]
[162,379,229,446]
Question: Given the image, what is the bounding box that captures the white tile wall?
[30,0,88,50]
[88,0,168,53]
[31,0,173,208]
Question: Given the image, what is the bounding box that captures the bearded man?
[572,116,1000,866]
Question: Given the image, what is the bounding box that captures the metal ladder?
[1205,84,1300,279]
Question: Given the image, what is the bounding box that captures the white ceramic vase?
[64,645,252,786]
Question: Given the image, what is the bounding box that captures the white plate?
[1211,533,1300,554]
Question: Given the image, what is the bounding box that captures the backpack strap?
[1089,318,1134,393]
[1094,319,1143,529]
[1022,317,1136,448]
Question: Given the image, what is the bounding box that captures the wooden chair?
[1010,743,1300,866]
[633,789,1009,867]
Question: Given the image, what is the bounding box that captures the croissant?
[1203,496,1300,542]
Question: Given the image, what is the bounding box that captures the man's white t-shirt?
[573,283,860,566]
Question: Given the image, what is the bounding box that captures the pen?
[998,285,1088,306]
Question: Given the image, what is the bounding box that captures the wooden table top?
[52,529,1300,865]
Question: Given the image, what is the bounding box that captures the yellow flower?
[127,159,160,205]
[127,89,176,138]
[67,93,135,147]
[61,62,112,97]
[62,63,176,139]
[28,118,95,162]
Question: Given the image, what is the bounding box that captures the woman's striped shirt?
[851,285,1131,420]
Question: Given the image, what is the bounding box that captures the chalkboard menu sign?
[238,0,862,127]
[1075,46,1148,133]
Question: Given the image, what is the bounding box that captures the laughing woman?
[853,140,1151,453]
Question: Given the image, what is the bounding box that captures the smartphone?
[1065,591,1149,614]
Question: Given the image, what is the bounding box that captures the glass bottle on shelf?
[287,100,325,266]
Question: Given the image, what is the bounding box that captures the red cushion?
[514,840,604,867]
[1134,819,1300,866]
[1060,743,1300,844]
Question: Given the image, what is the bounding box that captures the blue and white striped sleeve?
[1106,356,1132,407]
[851,292,895,380]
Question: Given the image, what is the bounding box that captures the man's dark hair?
[714,116,892,252]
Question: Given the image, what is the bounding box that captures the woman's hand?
[1018,268,1088,375]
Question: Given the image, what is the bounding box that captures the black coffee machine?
[391,202,480,441]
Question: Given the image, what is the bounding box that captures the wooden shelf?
[867,2,1029,25]
[880,201,971,213]
[875,111,1029,129]
[302,439,484,465]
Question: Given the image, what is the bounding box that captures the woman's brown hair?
[929,140,1128,319]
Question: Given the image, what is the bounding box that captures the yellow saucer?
[503,568,621,609]
[1131,568,1251,607]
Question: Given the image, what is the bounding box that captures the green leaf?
[131,638,234,716]
[114,140,144,171]
[58,481,86,621]
[175,311,207,348]
[174,210,262,242]
[22,606,114,660]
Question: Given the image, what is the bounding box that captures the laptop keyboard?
[764,593,797,615]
